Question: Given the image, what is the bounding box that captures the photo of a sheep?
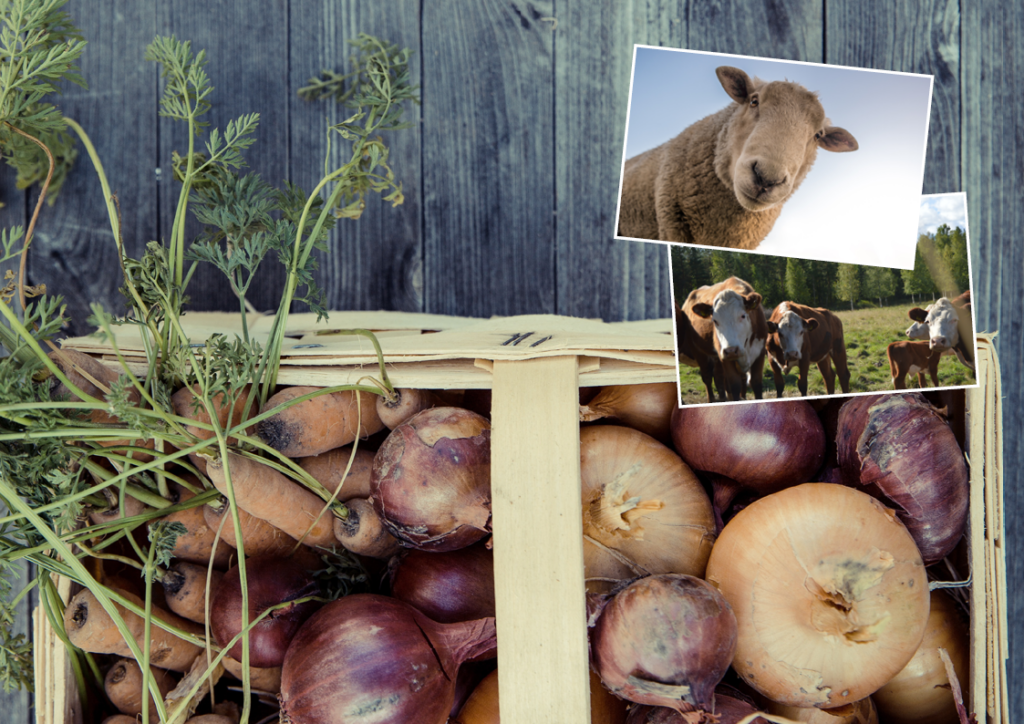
[670,193,976,407]
[619,48,933,270]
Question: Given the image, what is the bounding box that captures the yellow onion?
[706,484,930,709]
[581,426,715,586]
[580,383,678,444]
[872,590,969,724]
[767,697,878,723]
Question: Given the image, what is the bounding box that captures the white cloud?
[918,194,967,236]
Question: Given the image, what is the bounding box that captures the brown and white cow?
[907,293,975,371]
[887,340,943,389]
[765,301,851,397]
[684,277,768,401]
[675,303,724,403]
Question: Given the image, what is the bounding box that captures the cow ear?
[743,292,762,310]
[766,320,778,333]
[716,66,755,104]
[691,303,713,319]
[908,307,927,323]
[804,318,819,331]
[819,126,858,152]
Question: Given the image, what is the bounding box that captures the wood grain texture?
[421,0,557,316]
[685,0,823,59]
[490,356,588,724]
[288,0,424,313]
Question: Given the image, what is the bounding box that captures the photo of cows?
[617,47,933,270]
[670,193,976,406]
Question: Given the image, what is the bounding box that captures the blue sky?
[618,47,934,269]
[918,193,967,236]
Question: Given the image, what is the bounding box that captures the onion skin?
[580,383,678,444]
[872,590,969,724]
[625,692,768,724]
[279,594,496,724]
[706,483,930,709]
[835,393,969,564]
[372,407,491,552]
[390,543,495,624]
[211,557,321,668]
[581,426,715,583]
[767,697,878,724]
[590,574,737,714]
[670,400,825,493]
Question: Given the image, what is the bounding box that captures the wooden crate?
[33,315,1007,724]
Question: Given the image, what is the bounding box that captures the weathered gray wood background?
[1,0,1019,720]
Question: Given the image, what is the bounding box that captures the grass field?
[677,305,977,404]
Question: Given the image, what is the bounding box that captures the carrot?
[222,655,282,693]
[171,383,259,443]
[204,452,336,548]
[333,498,402,559]
[101,716,139,724]
[46,348,135,424]
[256,387,384,457]
[158,484,234,569]
[376,388,441,429]
[162,561,224,624]
[296,445,375,502]
[89,486,149,526]
[103,657,176,718]
[64,587,204,672]
[184,715,236,724]
[202,499,300,558]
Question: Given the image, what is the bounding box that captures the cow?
[765,302,851,397]
[684,277,769,401]
[907,294,975,371]
[887,340,943,389]
[674,304,724,403]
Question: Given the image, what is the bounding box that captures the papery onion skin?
[625,692,768,724]
[279,594,496,724]
[670,401,825,493]
[872,590,969,724]
[372,407,491,552]
[581,426,715,584]
[835,393,969,564]
[390,542,495,624]
[590,574,737,713]
[767,697,878,724]
[580,383,678,444]
[706,483,930,709]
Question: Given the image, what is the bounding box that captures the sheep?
[617,66,859,249]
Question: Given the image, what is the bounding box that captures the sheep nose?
[751,161,785,191]
[721,346,741,360]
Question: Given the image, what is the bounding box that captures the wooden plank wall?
[2,0,1020,720]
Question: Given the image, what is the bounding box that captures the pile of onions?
[835,393,969,564]
[580,382,678,444]
[589,574,737,714]
[581,426,715,588]
[389,543,495,624]
[279,594,496,724]
[706,484,930,709]
[372,407,492,551]
[872,590,969,724]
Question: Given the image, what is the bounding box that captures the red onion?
[279,594,496,724]
[626,689,769,724]
[590,574,737,715]
[389,543,495,624]
[835,393,969,564]
[211,557,321,668]
[372,407,491,551]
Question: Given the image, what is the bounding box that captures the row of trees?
[670,225,971,310]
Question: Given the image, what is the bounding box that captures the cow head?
[905,320,929,340]
[771,306,819,371]
[908,298,959,353]
[692,289,763,367]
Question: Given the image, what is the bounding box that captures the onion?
[705,483,930,708]
[211,556,321,668]
[279,594,496,724]
[626,688,769,724]
[581,426,715,586]
[835,393,969,564]
[590,574,737,714]
[872,590,969,724]
[767,697,878,724]
[671,400,825,494]
[389,542,495,624]
[452,668,628,724]
[580,383,678,444]
[372,407,491,551]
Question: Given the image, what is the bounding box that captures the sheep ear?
[819,126,859,152]
[804,318,819,331]
[691,303,714,319]
[908,307,928,323]
[716,66,754,104]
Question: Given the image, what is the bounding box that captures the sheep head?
[712,66,859,213]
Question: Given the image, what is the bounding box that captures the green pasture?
[677,305,977,404]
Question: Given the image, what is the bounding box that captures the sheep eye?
[814,131,823,141]
[750,95,759,108]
